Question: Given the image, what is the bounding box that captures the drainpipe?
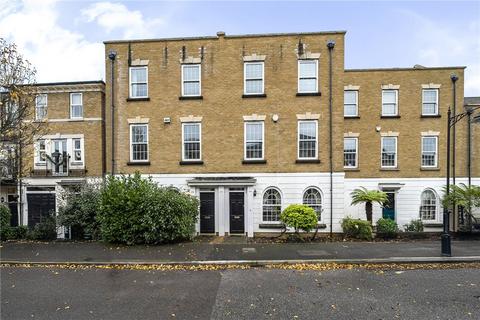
[327,40,335,238]
[108,50,117,175]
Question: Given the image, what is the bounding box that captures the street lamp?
[442,104,480,256]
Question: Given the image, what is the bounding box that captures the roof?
[104,30,347,44]
[34,80,105,86]
[464,97,480,106]
[345,66,466,72]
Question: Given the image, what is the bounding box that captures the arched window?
[263,188,282,221]
[303,188,322,220]
[420,189,437,220]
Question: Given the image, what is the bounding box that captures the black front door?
[7,195,18,227]
[200,192,215,233]
[229,192,244,234]
[27,193,56,227]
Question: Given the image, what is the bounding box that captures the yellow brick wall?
[105,32,346,174]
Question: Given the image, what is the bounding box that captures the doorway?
[382,192,396,220]
[229,192,245,234]
[199,192,215,233]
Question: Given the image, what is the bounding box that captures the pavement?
[2,266,480,319]
[1,238,480,265]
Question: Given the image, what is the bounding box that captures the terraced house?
[2,30,478,238]
[1,81,105,238]
[103,31,479,237]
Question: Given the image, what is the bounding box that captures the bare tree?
[0,38,44,208]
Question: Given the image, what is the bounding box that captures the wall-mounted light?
[375,125,381,132]
[163,117,171,124]
[253,189,257,197]
[272,114,279,123]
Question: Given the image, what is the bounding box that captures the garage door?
[27,193,56,227]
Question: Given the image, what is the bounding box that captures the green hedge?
[404,219,424,232]
[376,218,398,238]
[0,205,12,240]
[341,217,373,240]
[98,173,199,245]
[280,204,318,233]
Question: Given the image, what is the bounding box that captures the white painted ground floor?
[7,173,480,238]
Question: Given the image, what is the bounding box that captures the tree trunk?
[365,201,373,223]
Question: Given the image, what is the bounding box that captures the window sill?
[380,115,401,119]
[242,159,267,164]
[344,167,360,171]
[179,160,204,165]
[423,222,443,228]
[127,97,150,102]
[69,118,84,122]
[420,167,440,171]
[179,96,203,100]
[127,161,150,166]
[296,159,320,164]
[242,94,266,98]
[380,167,399,171]
[296,92,321,97]
[421,114,441,118]
[344,116,360,119]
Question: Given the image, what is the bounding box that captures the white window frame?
[382,89,398,116]
[181,122,202,161]
[422,89,439,116]
[129,124,149,162]
[421,136,438,168]
[181,64,201,97]
[129,66,148,99]
[35,139,47,165]
[297,59,318,93]
[297,120,318,160]
[244,121,265,160]
[344,90,359,117]
[70,93,83,119]
[35,94,47,120]
[381,136,398,168]
[72,138,83,164]
[420,189,439,222]
[302,187,323,222]
[262,187,282,222]
[243,61,264,95]
[344,137,358,168]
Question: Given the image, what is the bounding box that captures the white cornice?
[127,116,150,124]
[180,115,203,123]
[380,131,399,137]
[296,112,320,120]
[421,83,441,89]
[421,131,440,136]
[243,114,266,121]
[344,132,360,137]
[344,85,360,90]
[243,53,266,62]
[381,84,400,90]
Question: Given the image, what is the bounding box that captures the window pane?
[184,142,201,160]
[420,190,437,220]
[71,93,82,105]
[382,138,396,166]
[303,188,322,220]
[382,138,395,152]
[299,122,316,140]
[344,91,357,104]
[423,90,437,103]
[382,103,397,115]
[344,104,357,116]
[132,84,148,97]
[245,63,262,79]
[71,105,82,118]
[299,79,316,92]
[184,124,200,142]
[36,95,46,106]
[245,79,263,94]
[246,123,262,141]
[263,188,281,222]
[132,144,148,160]
[299,141,316,158]
[382,90,396,103]
[422,103,437,115]
[183,82,200,96]
[132,126,147,143]
[344,138,356,151]
[131,68,146,83]
[246,142,263,159]
[183,65,200,81]
[422,137,436,152]
[299,60,316,78]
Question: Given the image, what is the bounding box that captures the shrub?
[11,226,28,239]
[27,216,57,240]
[57,183,101,239]
[404,219,424,232]
[376,218,398,238]
[341,217,373,240]
[0,204,12,240]
[280,204,318,233]
[98,173,199,245]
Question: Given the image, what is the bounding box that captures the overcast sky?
[1,0,479,96]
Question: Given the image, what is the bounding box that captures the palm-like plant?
[350,187,388,223]
[442,183,480,210]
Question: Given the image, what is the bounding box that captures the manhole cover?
[242,248,257,253]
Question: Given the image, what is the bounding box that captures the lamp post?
[443,104,480,256]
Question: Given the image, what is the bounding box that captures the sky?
[1,0,479,96]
